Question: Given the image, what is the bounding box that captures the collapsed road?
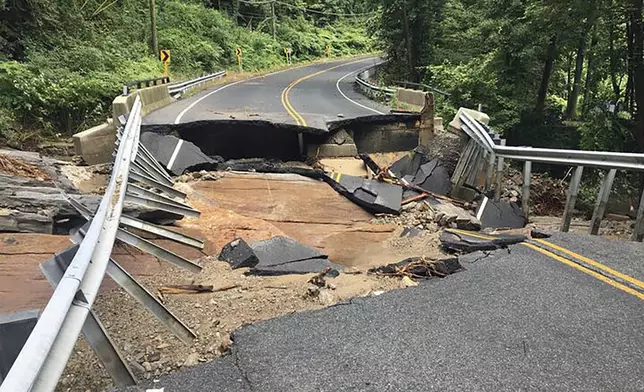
[1,57,643,392]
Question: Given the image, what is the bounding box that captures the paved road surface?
[119,232,644,392]
[144,56,390,129]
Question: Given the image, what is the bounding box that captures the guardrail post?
[485,150,496,192]
[631,187,644,242]
[589,169,617,235]
[494,139,506,202]
[522,160,532,218]
[560,166,584,232]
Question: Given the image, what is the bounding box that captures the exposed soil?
[60,163,110,194]
[56,171,447,391]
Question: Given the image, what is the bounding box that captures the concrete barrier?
[396,88,426,111]
[74,84,173,164]
[72,121,117,165]
[448,107,490,135]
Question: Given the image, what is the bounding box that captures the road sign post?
[284,48,292,65]
[160,49,171,76]
[235,47,243,72]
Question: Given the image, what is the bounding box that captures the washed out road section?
[118,242,644,392]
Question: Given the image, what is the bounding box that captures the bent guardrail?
[454,112,644,241]
[0,96,205,391]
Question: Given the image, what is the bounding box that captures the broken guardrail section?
[0,96,205,391]
[453,111,644,241]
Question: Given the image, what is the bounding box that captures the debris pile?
[369,257,462,279]
[219,236,342,276]
[500,169,568,216]
[175,170,222,183]
[374,199,480,231]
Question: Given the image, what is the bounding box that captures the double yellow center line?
[280,58,371,127]
[445,229,644,300]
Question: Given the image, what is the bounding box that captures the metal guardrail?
[0,96,205,391]
[123,76,171,95]
[168,71,226,95]
[122,71,227,97]
[355,66,396,99]
[454,112,644,241]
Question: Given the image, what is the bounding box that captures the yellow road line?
[444,228,496,241]
[533,239,644,291]
[281,58,370,127]
[522,243,644,300]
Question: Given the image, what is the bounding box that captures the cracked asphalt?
[116,235,644,392]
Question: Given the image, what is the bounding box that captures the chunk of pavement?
[140,132,219,176]
[325,173,403,215]
[389,152,426,179]
[413,159,452,196]
[245,236,343,276]
[477,197,527,229]
[218,238,259,269]
[439,230,526,253]
[249,258,342,276]
[250,236,327,267]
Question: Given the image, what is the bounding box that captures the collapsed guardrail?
[454,112,644,241]
[0,96,205,391]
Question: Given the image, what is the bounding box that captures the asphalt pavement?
[118,234,644,392]
[144,56,390,129]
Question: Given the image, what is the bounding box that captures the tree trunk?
[631,0,644,151]
[627,20,635,112]
[401,1,416,82]
[583,33,598,117]
[535,36,557,114]
[566,35,587,120]
[609,23,622,102]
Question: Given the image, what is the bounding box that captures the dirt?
[56,171,447,391]
[60,164,110,194]
[0,155,51,181]
[530,215,637,241]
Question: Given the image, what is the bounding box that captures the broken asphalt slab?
[324,173,403,215]
[477,197,527,229]
[249,236,341,276]
[140,132,220,176]
[440,229,528,253]
[219,236,342,276]
[218,238,259,269]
